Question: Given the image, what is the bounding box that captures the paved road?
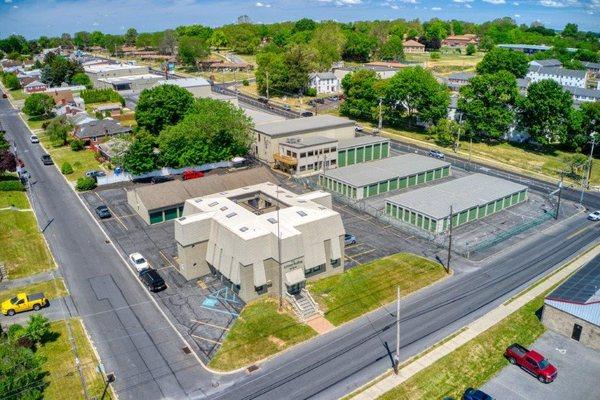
[2,94,599,400]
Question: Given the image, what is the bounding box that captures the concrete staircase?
[286,289,322,321]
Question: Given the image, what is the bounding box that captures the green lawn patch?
[0,209,55,278]
[308,253,447,326]
[208,298,317,371]
[38,132,103,181]
[9,88,28,100]
[0,278,68,302]
[26,116,51,131]
[0,189,29,209]
[378,295,546,400]
[37,319,111,400]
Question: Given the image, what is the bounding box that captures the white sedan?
[30,135,39,143]
[128,252,150,272]
[588,210,600,221]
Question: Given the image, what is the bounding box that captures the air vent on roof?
[298,200,306,203]
[276,190,284,193]
[239,226,249,232]
[242,187,249,190]
[226,212,237,218]
[195,199,202,203]
[267,217,277,224]
[220,206,228,211]
[318,206,326,210]
[220,192,227,195]
[285,195,292,198]
[179,217,186,221]
[208,201,218,207]
[297,211,307,217]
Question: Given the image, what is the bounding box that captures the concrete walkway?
[0,295,75,326]
[350,244,600,400]
[0,269,57,290]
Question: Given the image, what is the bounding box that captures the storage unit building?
[384,174,528,233]
[337,136,390,167]
[319,154,451,200]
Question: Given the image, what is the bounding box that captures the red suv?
[182,170,204,180]
[504,343,557,383]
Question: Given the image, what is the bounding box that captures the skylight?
[297,211,307,217]
[208,201,219,207]
[239,226,249,232]
[267,217,277,224]
[226,212,237,218]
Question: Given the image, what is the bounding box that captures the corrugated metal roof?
[545,300,600,327]
[253,115,354,138]
[527,66,587,79]
[386,173,528,219]
[337,136,389,149]
[322,154,450,188]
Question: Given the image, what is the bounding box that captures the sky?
[0,0,598,39]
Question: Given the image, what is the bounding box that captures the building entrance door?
[287,283,302,294]
[571,324,582,341]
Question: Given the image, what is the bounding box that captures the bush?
[75,176,97,191]
[430,52,441,60]
[61,162,73,175]
[0,180,24,191]
[242,79,249,86]
[70,139,84,151]
[3,73,21,90]
[466,43,476,56]
[81,88,125,106]
[305,87,317,97]
[23,93,54,117]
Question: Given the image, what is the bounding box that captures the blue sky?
[1,0,598,39]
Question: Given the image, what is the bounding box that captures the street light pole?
[446,205,453,273]
[579,132,596,205]
[378,98,383,131]
[100,372,115,400]
[394,286,400,374]
[556,173,563,220]
[266,71,270,100]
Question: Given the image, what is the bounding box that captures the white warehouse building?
[174,182,345,302]
[526,66,588,88]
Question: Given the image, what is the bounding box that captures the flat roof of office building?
[386,173,528,219]
[322,154,450,188]
[280,136,337,149]
[254,115,354,138]
[338,135,389,149]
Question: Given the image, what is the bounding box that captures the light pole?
[378,98,383,131]
[579,130,596,205]
[100,372,115,400]
[394,286,400,374]
[446,205,453,273]
[556,172,563,220]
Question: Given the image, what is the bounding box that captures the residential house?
[563,86,600,105]
[73,119,132,144]
[529,59,563,68]
[46,88,74,105]
[403,40,425,54]
[497,44,552,54]
[19,76,38,88]
[93,103,122,117]
[1,59,22,70]
[309,72,340,94]
[68,113,97,126]
[445,72,475,91]
[582,61,600,79]
[526,66,587,88]
[24,80,48,93]
[441,34,478,48]
[55,104,85,117]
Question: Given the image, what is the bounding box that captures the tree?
[293,18,317,33]
[3,73,20,90]
[25,314,50,343]
[135,84,195,135]
[309,23,346,70]
[0,339,45,400]
[158,29,177,55]
[178,36,210,68]
[476,48,529,78]
[384,67,450,126]
[379,35,405,61]
[124,28,138,46]
[157,98,253,168]
[429,119,461,147]
[41,55,83,87]
[0,150,17,174]
[76,176,97,191]
[567,101,600,151]
[343,31,377,63]
[123,133,158,174]
[340,69,380,121]
[518,80,572,146]
[562,23,578,38]
[466,43,476,56]
[73,31,90,48]
[0,134,9,151]
[562,153,589,178]
[459,71,520,141]
[23,93,54,117]
[45,116,72,147]
[70,72,92,88]
[209,30,228,51]
[255,45,315,97]
[422,19,448,50]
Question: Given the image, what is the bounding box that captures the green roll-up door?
[417,214,423,228]
[494,199,503,212]
[399,177,408,188]
[356,147,364,163]
[426,170,434,181]
[373,144,381,159]
[486,203,494,215]
[364,145,373,161]
[430,219,437,232]
[368,184,378,197]
[442,166,450,177]
[451,214,459,227]
[518,191,526,202]
[382,142,389,158]
[458,211,468,225]
[165,208,178,221]
[434,168,442,179]
[417,173,425,184]
[478,205,485,218]
[408,175,417,186]
[389,178,398,190]
[468,207,477,221]
[386,203,392,214]
[410,212,416,224]
[149,211,164,224]
[347,149,356,165]
[340,150,347,167]
[378,181,387,194]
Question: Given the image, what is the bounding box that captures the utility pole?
[277,184,283,310]
[266,71,270,100]
[556,173,563,220]
[446,205,453,273]
[378,98,383,131]
[394,286,400,374]
[468,137,472,171]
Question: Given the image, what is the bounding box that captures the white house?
[563,86,600,104]
[526,66,587,88]
[309,72,340,94]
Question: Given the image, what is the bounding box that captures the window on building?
[324,148,330,154]
[331,258,340,267]
[330,147,337,152]
[287,150,292,156]
[300,152,306,158]
[331,159,336,165]
[292,152,297,158]
[308,151,314,156]
[297,211,307,217]
[299,165,306,171]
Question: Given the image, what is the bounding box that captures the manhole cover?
[182,347,191,354]
[247,365,259,373]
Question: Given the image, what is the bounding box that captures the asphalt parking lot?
[81,187,244,363]
[482,330,600,400]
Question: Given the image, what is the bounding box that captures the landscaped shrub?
[0,180,25,191]
[61,162,73,175]
[75,176,96,191]
[305,87,317,97]
[70,139,84,151]
[430,52,441,60]
[81,88,125,106]
[242,79,249,86]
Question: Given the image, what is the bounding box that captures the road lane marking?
[567,225,593,240]
[191,319,230,331]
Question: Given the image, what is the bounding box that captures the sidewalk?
[0,269,57,290]
[350,244,600,400]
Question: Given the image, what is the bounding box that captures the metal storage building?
[384,174,528,233]
[337,136,390,167]
[319,154,451,200]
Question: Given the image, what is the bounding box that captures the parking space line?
[94,192,128,231]
[191,319,230,331]
[199,306,239,317]
[191,334,221,344]
[350,249,376,258]
[159,250,175,267]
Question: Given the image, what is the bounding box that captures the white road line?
[191,334,221,345]
[94,192,128,231]
[191,319,230,331]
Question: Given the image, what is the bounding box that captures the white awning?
[285,268,306,286]
[330,237,341,261]
[253,260,267,287]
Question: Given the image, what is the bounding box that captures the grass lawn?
[9,88,28,100]
[208,298,317,371]
[238,82,327,111]
[37,319,110,400]
[38,132,103,181]
[378,293,547,400]
[0,277,68,301]
[0,209,55,278]
[381,127,600,186]
[0,189,29,209]
[26,116,51,131]
[308,253,447,326]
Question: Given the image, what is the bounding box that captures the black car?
[301,111,314,117]
[150,175,174,184]
[139,269,167,292]
[462,388,493,400]
[40,154,53,165]
[428,149,445,160]
[95,205,111,219]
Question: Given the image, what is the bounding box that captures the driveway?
[482,330,600,400]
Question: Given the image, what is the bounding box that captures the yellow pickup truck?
[1,292,48,316]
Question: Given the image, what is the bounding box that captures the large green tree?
[123,133,158,175]
[384,67,450,126]
[518,80,572,146]
[340,69,381,121]
[476,48,529,78]
[23,93,54,117]
[379,35,404,61]
[157,98,253,167]
[459,71,520,141]
[342,31,377,62]
[309,23,346,70]
[2,73,20,90]
[40,55,83,87]
[255,44,315,96]
[70,72,92,88]
[135,84,195,135]
[567,101,600,151]
[45,116,72,147]
[178,36,210,67]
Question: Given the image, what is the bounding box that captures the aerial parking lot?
[482,331,600,400]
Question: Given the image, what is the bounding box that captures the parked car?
[282,105,291,111]
[355,125,364,132]
[182,170,204,181]
[428,149,445,160]
[462,388,493,400]
[150,175,173,184]
[344,233,357,245]
[1,292,48,316]
[40,154,53,165]
[95,205,111,219]
[139,269,167,292]
[1,91,7,98]
[301,111,313,117]
[588,210,600,221]
[86,170,106,180]
[504,343,557,383]
[129,252,150,272]
[29,134,39,143]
